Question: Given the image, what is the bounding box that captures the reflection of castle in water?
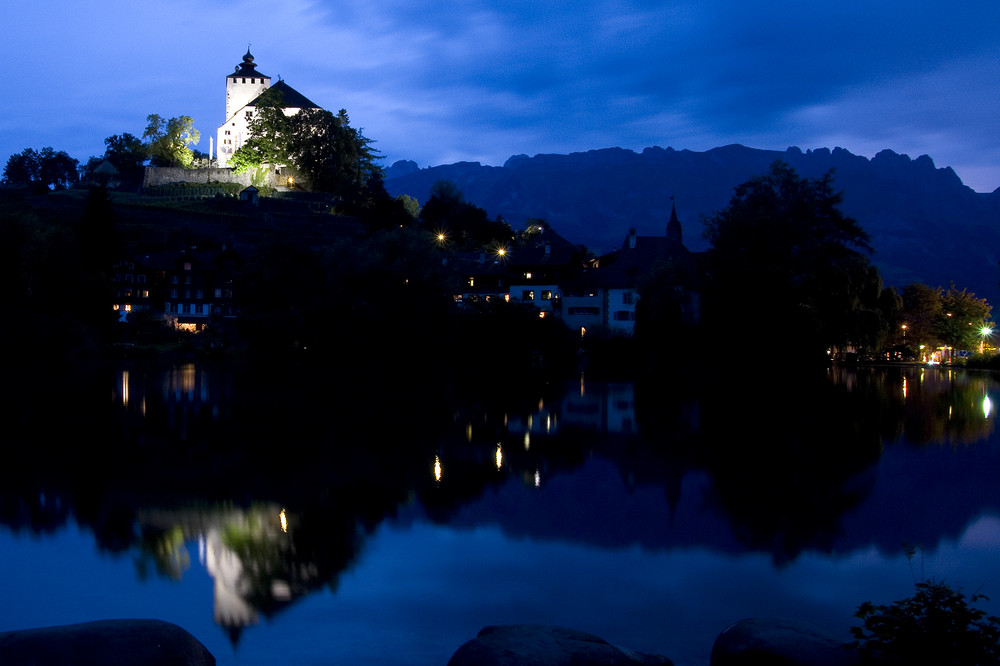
[201,526,260,631]
[138,504,299,644]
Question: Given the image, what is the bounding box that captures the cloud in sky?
[2,0,998,191]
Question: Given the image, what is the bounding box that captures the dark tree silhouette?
[702,161,896,360]
[3,147,79,191]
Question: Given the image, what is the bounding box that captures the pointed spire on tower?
[666,196,682,246]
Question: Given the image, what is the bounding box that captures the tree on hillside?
[82,133,148,187]
[702,161,895,359]
[420,179,512,250]
[229,89,381,201]
[3,147,79,191]
[287,108,380,197]
[144,114,200,168]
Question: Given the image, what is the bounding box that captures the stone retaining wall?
[142,166,291,190]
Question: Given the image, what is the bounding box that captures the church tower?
[666,200,683,248]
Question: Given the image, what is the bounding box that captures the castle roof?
[248,80,321,110]
[229,49,270,79]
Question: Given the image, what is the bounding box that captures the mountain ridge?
[385,144,1000,306]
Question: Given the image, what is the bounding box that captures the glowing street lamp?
[980,326,993,354]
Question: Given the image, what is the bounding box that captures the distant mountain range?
[385,145,1000,307]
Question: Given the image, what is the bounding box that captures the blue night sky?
[2,0,998,192]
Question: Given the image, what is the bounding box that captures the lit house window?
[522,290,534,301]
[541,290,552,300]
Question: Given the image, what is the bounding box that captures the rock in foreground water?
[711,617,860,666]
[0,619,215,665]
[448,624,673,665]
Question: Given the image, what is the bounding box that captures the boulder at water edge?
[0,619,215,665]
[711,617,860,666]
[448,624,673,665]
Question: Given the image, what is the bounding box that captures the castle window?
[242,78,246,83]
[251,78,255,83]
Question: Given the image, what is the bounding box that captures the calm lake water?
[1,361,998,665]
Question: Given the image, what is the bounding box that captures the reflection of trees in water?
[2,358,998,629]
[639,365,998,564]
[682,369,884,564]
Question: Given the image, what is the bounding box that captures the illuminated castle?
[216,50,320,167]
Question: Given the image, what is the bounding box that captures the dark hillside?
[386,145,1000,305]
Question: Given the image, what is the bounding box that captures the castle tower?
[217,49,271,167]
[226,49,270,121]
[216,49,320,168]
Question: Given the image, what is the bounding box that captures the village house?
[114,248,242,332]
[447,204,702,337]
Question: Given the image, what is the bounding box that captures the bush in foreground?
[851,580,1000,664]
